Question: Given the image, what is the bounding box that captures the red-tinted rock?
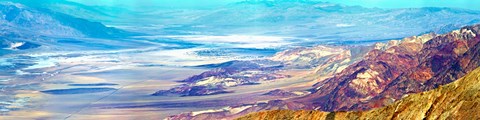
[297,24,480,111]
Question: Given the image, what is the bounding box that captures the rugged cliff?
[299,24,480,111]
[237,67,480,120]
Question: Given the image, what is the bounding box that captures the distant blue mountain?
[0,2,136,39]
[8,0,131,24]
[1,0,479,52]
[12,0,479,42]
[187,1,480,40]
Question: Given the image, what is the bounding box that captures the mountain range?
[12,0,480,41]
[166,24,480,120]
[1,1,480,119]
[0,1,133,39]
[299,25,480,111]
[183,1,480,41]
[153,45,371,97]
[237,67,480,120]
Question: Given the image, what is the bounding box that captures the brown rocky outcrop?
[237,67,480,120]
[297,25,480,111]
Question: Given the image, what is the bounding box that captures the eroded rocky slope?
[237,67,480,120]
[300,25,480,111]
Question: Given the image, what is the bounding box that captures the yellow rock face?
[237,67,480,120]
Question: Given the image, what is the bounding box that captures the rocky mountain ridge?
[166,24,480,120]
[237,66,480,120]
[300,24,480,111]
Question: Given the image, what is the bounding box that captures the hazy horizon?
[67,0,480,10]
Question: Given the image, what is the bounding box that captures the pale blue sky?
[68,0,480,10]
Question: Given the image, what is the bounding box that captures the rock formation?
[237,67,480,120]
